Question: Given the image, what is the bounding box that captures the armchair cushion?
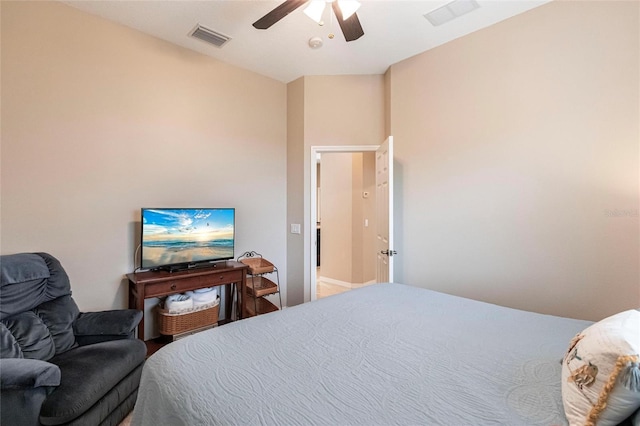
[40,338,147,426]
[1,252,79,360]
[35,295,79,354]
[0,295,79,360]
[73,309,143,346]
[1,253,72,320]
[1,314,55,360]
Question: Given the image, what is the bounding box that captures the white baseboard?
[318,276,352,288]
[318,277,377,289]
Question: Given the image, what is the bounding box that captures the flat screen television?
[140,208,235,271]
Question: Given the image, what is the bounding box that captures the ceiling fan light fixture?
[337,0,360,20]
[303,0,326,24]
[255,0,364,42]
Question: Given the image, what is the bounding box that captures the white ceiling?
[63,0,550,83]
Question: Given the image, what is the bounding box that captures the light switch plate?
[291,224,301,234]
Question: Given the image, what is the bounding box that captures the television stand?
[127,261,248,341]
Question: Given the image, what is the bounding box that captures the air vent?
[190,25,231,48]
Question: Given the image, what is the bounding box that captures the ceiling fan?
[253,0,365,42]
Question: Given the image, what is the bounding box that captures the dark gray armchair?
[0,252,146,426]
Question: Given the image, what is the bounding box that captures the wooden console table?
[127,261,247,340]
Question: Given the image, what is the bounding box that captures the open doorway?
[310,145,379,301]
[316,151,377,299]
[308,139,395,302]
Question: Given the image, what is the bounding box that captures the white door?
[376,137,395,282]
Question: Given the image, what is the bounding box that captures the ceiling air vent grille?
[424,0,480,26]
[190,25,231,48]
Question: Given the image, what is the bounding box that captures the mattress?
[131,283,591,425]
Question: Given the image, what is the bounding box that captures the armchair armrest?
[73,309,143,345]
[1,358,60,390]
[1,359,60,426]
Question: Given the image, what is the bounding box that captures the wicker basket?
[239,257,275,274]
[157,303,219,335]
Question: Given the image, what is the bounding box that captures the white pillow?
[561,309,640,426]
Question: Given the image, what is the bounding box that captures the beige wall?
[389,0,639,320]
[304,75,386,147]
[351,153,364,284]
[352,152,377,284]
[286,75,386,302]
[320,153,354,283]
[3,1,636,324]
[1,1,287,323]
[286,77,305,306]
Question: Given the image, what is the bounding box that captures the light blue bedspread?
[132,283,591,425]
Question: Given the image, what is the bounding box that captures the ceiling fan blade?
[253,0,308,30]
[331,2,364,42]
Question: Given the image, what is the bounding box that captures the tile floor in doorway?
[316,279,351,299]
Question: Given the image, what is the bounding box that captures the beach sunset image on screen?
[141,208,234,269]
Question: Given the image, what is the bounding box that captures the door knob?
[380,250,397,257]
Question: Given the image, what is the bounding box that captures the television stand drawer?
[144,270,243,298]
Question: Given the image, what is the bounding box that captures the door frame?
[309,145,380,301]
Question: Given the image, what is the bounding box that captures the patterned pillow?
[561,309,640,426]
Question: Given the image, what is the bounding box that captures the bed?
[130,283,638,425]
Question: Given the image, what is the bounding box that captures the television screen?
[140,208,235,270]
